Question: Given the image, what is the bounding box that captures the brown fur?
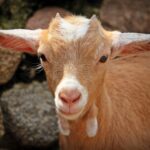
[38,16,150,150]
[59,42,150,150]
[120,41,150,54]
[0,15,150,150]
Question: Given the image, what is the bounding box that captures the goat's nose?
[59,89,81,104]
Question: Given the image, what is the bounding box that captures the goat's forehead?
[48,16,91,42]
[39,16,103,57]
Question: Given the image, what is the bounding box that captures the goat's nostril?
[72,94,81,103]
[60,95,69,103]
[59,89,81,104]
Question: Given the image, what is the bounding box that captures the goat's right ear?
[0,29,42,54]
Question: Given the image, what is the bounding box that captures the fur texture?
[60,42,150,150]
[0,15,150,150]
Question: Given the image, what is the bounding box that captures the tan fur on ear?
[0,29,42,54]
[120,41,150,55]
[0,34,35,53]
[111,41,150,59]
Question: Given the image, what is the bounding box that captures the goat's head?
[38,14,114,120]
[0,14,148,120]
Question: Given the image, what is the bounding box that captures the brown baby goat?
[0,14,150,150]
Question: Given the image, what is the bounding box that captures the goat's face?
[38,15,112,120]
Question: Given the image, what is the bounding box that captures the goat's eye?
[99,55,108,63]
[38,53,47,62]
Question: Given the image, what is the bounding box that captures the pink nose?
[59,89,81,104]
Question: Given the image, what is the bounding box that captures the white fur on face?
[55,74,88,120]
[58,17,90,41]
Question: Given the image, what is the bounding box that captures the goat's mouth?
[56,107,84,120]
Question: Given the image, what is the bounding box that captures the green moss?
[0,0,101,29]
[0,0,36,29]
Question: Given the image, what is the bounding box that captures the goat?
[0,14,150,150]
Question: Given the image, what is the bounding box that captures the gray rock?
[0,48,22,85]
[100,0,150,32]
[26,7,72,29]
[0,81,58,147]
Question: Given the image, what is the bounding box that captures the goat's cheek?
[83,82,96,107]
[43,68,56,93]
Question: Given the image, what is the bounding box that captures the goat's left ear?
[111,32,150,49]
[0,29,42,54]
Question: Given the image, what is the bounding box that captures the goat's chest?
[59,121,99,150]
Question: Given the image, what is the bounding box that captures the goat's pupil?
[38,54,47,62]
[99,55,108,63]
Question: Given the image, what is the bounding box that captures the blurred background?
[0,0,149,149]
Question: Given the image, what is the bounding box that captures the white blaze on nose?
[59,17,90,41]
[55,74,88,119]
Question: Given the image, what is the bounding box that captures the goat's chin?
[57,108,84,121]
